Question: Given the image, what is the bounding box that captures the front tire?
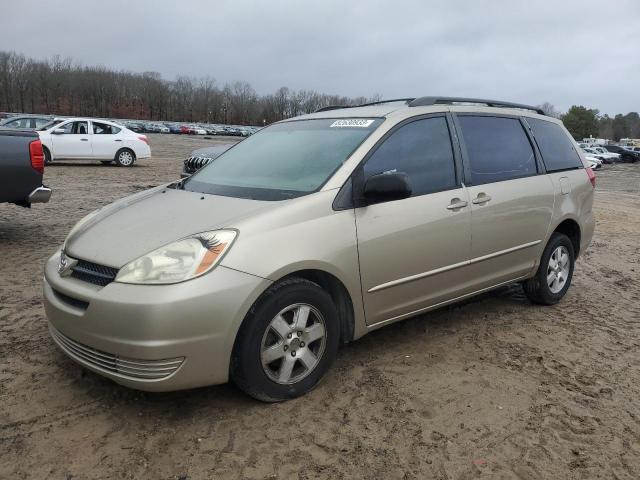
[231,278,340,402]
[523,233,575,305]
[114,148,136,167]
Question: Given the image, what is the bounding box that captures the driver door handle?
[472,193,492,205]
[80,138,89,142]
[447,199,468,210]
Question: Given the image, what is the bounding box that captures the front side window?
[526,118,583,172]
[363,116,457,196]
[458,116,537,185]
[186,118,382,200]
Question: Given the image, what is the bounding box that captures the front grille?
[70,259,119,287]
[183,156,214,174]
[50,326,184,380]
[52,288,89,310]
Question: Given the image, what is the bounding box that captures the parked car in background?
[1,115,53,130]
[0,129,51,207]
[181,144,234,178]
[188,126,207,135]
[165,123,182,134]
[604,145,640,162]
[581,148,605,166]
[44,97,594,401]
[38,118,151,167]
[588,146,619,163]
[179,125,191,134]
[146,123,170,134]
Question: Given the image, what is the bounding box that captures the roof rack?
[314,98,414,113]
[408,96,545,115]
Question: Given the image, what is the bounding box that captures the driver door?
[355,115,473,326]
[51,120,93,158]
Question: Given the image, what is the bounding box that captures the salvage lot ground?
[1,134,640,479]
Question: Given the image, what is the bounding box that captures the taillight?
[29,139,44,174]
[586,167,596,188]
[138,135,149,145]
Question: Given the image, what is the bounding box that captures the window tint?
[34,118,50,128]
[458,116,537,185]
[527,118,583,172]
[93,122,120,134]
[364,117,457,196]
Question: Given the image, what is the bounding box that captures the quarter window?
[458,116,537,185]
[364,117,457,197]
[526,118,583,172]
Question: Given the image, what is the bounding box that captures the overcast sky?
[1,0,638,115]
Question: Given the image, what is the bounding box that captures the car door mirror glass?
[363,172,412,205]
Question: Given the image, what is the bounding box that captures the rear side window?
[93,122,120,135]
[527,118,583,172]
[458,116,537,185]
[364,116,457,196]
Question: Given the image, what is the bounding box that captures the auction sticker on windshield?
[330,119,375,128]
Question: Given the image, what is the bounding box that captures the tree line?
[1,50,637,137]
[0,51,379,125]
[538,102,639,142]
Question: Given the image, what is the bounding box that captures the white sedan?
[38,118,151,167]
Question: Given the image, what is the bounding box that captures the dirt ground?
[1,134,640,480]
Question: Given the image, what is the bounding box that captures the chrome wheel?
[260,303,326,385]
[118,150,134,166]
[547,245,570,294]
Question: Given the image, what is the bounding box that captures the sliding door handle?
[472,193,492,205]
[447,199,468,210]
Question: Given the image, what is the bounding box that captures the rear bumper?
[28,185,52,204]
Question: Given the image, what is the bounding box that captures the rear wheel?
[114,148,135,167]
[231,278,340,402]
[43,147,52,165]
[523,233,575,305]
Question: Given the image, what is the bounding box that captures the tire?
[114,148,136,167]
[231,277,340,402]
[43,147,52,165]
[523,233,575,305]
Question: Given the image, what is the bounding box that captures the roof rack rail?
[314,98,414,113]
[408,96,545,115]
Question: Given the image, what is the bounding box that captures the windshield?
[184,118,383,200]
[37,119,65,131]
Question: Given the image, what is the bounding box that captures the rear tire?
[523,233,575,305]
[43,147,52,165]
[114,148,136,167]
[231,277,340,402]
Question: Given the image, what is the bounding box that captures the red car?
[179,125,190,134]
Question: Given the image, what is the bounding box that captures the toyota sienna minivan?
[44,97,595,401]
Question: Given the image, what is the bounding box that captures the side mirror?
[52,128,65,135]
[363,172,412,205]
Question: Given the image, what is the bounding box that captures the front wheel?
[523,233,575,305]
[231,278,340,402]
[43,147,52,165]
[114,149,136,167]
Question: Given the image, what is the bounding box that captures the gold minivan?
[44,97,595,401]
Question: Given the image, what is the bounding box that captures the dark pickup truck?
[0,129,51,207]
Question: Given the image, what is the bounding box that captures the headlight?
[115,230,237,285]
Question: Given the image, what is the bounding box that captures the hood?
[65,187,275,268]
[189,144,234,158]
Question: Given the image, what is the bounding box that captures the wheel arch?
[275,269,356,344]
[551,218,581,257]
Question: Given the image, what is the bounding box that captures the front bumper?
[43,249,271,391]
